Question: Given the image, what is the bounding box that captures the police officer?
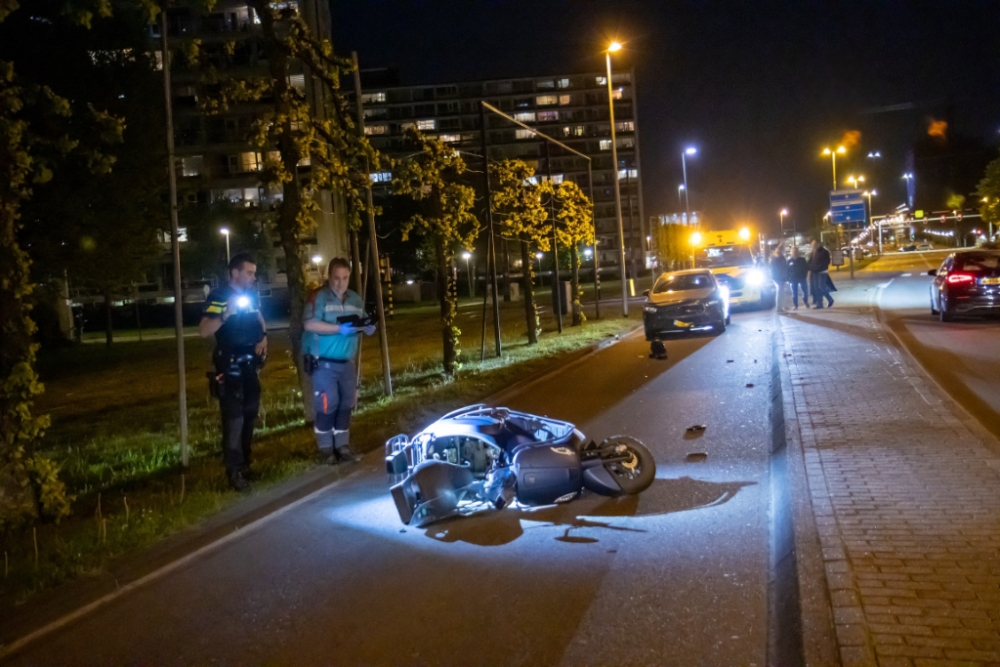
[199,252,267,491]
[303,257,375,464]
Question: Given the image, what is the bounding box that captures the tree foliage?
[393,127,479,375]
[179,0,381,399]
[553,181,594,326]
[0,0,131,531]
[977,155,1000,228]
[491,159,551,344]
[654,222,691,273]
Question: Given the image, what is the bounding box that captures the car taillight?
[946,273,975,285]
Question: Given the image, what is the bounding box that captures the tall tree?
[977,156,1000,231]
[553,181,595,327]
[491,159,550,344]
[183,1,380,400]
[0,0,127,530]
[393,128,479,375]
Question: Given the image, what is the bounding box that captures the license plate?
[673,320,692,328]
[982,277,1000,285]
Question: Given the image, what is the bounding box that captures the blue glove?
[339,322,356,336]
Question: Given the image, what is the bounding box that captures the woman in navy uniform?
[199,253,267,491]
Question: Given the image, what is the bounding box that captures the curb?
[0,321,642,661]
[776,317,841,666]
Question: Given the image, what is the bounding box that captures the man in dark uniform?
[199,253,267,491]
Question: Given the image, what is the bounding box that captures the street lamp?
[220,227,231,264]
[822,146,847,191]
[681,147,696,220]
[864,190,881,255]
[846,174,865,189]
[462,251,473,298]
[779,208,789,240]
[902,172,915,209]
[605,40,628,316]
[677,184,685,208]
[311,254,323,278]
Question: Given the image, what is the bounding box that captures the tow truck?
[690,227,776,310]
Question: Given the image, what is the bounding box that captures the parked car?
[928,249,1000,321]
[642,269,731,339]
[916,243,933,251]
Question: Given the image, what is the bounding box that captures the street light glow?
[738,227,751,240]
[685,147,697,155]
[536,251,543,259]
[220,228,229,235]
[780,208,788,215]
[678,184,685,191]
[690,232,703,246]
[608,41,622,52]
[311,254,322,264]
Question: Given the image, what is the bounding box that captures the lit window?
[288,74,305,91]
[617,168,638,179]
[595,76,607,86]
[231,152,262,172]
[417,119,435,130]
[616,121,634,132]
[298,155,311,166]
[364,108,387,118]
[514,112,536,122]
[537,111,559,122]
[440,134,461,143]
[574,126,585,136]
[516,129,535,140]
[558,95,571,105]
[612,88,623,100]
[618,137,634,148]
[364,124,388,135]
[370,171,392,183]
[549,174,564,184]
[599,139,612,151]
[557,78,570,89]
[361,91,386,103]
[180,155,203,177]
[537,80,555,89]
[562,126,571,137]
[536,95,558,106]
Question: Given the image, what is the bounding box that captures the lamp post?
[902,172,915,209]
[311,254,323,279]
[681,147,696,220]
[220,227,231,264]
[535,251,543,286]
[462,251,473,298]
[846,174,865,190]
[779,208,788,240]
[677,184,685,208]
[605,40,628,316]
[822,146,847,191]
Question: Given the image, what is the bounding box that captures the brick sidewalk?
[782,278,1000,667]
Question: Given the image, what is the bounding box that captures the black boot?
[336,445,362,463]
[228,469,251,492]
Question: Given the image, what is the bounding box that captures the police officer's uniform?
[203,285,265,479]
[303,286,365,456]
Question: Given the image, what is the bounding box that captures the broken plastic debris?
[686,424,707,432]
[685,452,708,463]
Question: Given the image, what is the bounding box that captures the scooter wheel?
[597,436,656,495]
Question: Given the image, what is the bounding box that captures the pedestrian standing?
[200,253,267,492]
[787,246,810,309]
[769,244,789,312]
[808,239,835,309]
[303,257,376,464]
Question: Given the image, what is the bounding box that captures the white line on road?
[902,273,912,277]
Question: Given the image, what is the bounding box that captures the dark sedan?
[643,269,730,338]
[928,249,1000,322]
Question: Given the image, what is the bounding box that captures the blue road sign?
[830,189,866,224]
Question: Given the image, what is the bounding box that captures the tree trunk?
[502,238,511,302]
[256,0,310,415]
[104,289,114,346]
[571,246,583,326]
[520,239,538,344]
[436,236,457,374]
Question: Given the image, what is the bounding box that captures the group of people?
[199,254,375,491]
[769,239,837,311]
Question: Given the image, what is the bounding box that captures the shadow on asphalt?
[422,476,756,547]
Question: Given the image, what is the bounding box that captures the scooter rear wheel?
[598,436,656,495]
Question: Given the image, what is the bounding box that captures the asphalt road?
[6,309,778,667]
[866,250,1000,440]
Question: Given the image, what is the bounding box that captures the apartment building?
[152,0,348,302]
[360,69,645,267]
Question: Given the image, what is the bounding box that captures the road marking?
[902,273,912,277]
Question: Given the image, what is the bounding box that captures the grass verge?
[1,294,640,610]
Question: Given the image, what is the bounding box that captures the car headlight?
[745,270,765,286]
[643,305,659,314]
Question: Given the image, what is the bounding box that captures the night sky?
[332,1,1000,236]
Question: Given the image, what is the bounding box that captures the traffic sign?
[830,189,866,224]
